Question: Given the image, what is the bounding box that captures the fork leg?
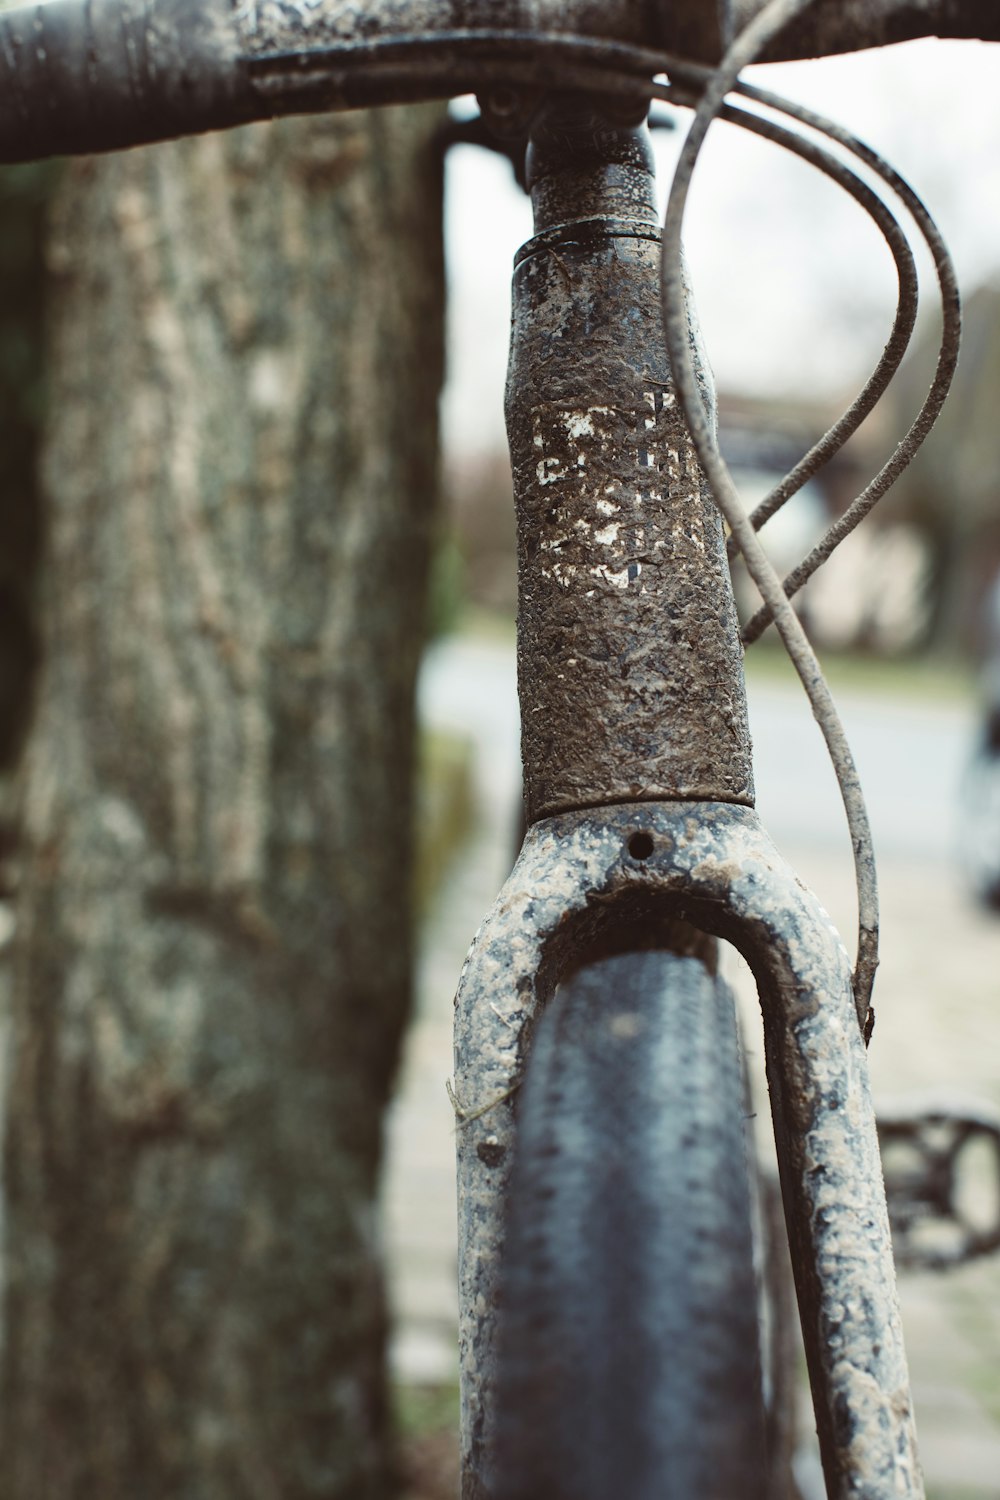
[453,802,922,1500]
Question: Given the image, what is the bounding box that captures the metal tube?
[2,0,998,165]
[508,109,754,822]
[0,0,255,163]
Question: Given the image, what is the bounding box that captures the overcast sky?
[443,37,1000,456]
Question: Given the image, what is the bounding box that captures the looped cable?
[653,83,923,560]
[732,83,961,643]
[659,0,899,1029]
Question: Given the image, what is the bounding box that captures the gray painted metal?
[453,801,922,1499]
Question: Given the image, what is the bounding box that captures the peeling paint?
[590,562,632,589]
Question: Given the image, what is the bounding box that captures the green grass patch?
[394,1383,461,1500]
[966,1360,1000,1428]
[745,641,976,704]
[393,1380,460,1440]
[414,729,475,915]
[450,602,516,644]
[925,1488,1000,1500]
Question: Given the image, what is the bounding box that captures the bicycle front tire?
[492,949,767,1500]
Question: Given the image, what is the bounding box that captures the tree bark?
[0,105,445,1500]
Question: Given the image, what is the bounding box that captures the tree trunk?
[0,106,445,1500]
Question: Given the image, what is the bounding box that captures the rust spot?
[477,1140,506,1169]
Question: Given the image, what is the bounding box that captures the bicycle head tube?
[503,95,754,822]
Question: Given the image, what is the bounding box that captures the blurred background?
[393,35,1000,1500]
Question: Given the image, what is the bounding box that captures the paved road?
[385,635,1000,1499]
[748,676,974,863]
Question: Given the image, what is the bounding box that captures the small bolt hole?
[627,831,654,861]
[487,86,520,117]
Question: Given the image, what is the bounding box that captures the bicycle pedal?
[877,1100,1000,1270]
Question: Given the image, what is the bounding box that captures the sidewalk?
[730,849,1000,1500]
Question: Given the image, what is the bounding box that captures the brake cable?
[658,0,959,1029]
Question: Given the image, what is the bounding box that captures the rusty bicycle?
[3,2,1000,1497]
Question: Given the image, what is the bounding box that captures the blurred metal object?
[959,740,1000,912]
[879,1101,1000,1269]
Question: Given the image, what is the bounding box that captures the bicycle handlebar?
[0,0,997,164]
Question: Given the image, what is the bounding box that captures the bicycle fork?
[453,96,921,1500]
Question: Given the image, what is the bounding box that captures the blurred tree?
[883,279,1000,654]
[0,108,444,1500]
